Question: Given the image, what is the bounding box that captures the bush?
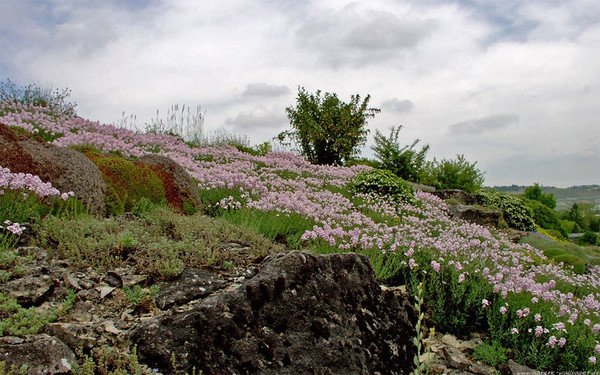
[579,231,599,246]
[371,125,429,183]
[421,154,484,193]
[479,190,536,231]
[92,157,166,215]
[349,169,415,205]
[280,87,379,165]
[523,183,556,209]
[522,198,567,237]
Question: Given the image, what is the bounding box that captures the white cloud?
[0,0,598,186]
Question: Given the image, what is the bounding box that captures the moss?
[93,157,166,215]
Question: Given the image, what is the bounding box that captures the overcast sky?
[1,0,599,187]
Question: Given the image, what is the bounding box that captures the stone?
[447,205,502,228]
[97,285,115,299]
[443,346,473,370]
[431,189,482,205]
[0,123,108,216]
[500,359,539,375]
[0,334,76,374]
[132,251,418,375]
[135,154,202,213]
[155,267,227,310]
[1,272,53,306]
[45,322,98,349]
[471,361,497,375]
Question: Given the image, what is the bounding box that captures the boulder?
[131,251,417,374]
[0,334,77,375]
[448,205,502,228]
[135,154,201,213]
[0,123,107,216]
[499,359,539,375]
[431,189,482,205]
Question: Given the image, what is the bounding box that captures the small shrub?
[479,190,536,231]
[473,342,508,367]
[372,125,429,183]
[421,154,484,193]
[579,231,600,246]
[0,79,77,117]
[522,198,566,237]
[350,169,415,204]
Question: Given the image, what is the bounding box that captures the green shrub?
[421,154,484,193]
[553,254,586,274]
[523,183,556,209]
[522,198,567,237]
[579,231,599,246]
[371,125,429,183]
[349,169,415,204]
[473,342,508,367]
[93,156,166,215]
[479,190,536,231]
[542,248,566,258]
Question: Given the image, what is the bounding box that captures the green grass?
[519,234,600,266]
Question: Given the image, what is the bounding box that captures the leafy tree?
[579,231,599,246]
[523,183,556,209]
[421,154,485,193]
[279,87,379,165]
[372,125,430,183]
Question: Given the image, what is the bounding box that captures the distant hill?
[487,185,600,210]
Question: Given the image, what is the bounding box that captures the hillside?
[490,185,600,210]
[1,98,600,373]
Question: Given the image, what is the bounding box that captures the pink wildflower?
[558,337,566,348]
[590,356,597,364]
[511,328,518,335]
[534,313,542,322]
[594,324,600,334]
[500,306,507,315]
[431,260,441,273]
[547,336,558,348]
[482,299,490,308]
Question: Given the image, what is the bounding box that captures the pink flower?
[531,297,538,304]
[500,306,507,315]
[511,328,519,335]
[482,299,490,308]
[458,273,465,283]
[534,313,542,322]
[589,356,596,364]
[408,258,418,270]
[431,260,441,273]
[547,336,558,348]
[517,309,524,318]
[558,337,566,348]
[594,324,600,334]
[584,319,592,326]
[534,326,544,337]
[595,344,600,354]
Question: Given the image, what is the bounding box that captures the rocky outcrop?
[132,251,418,374]
[431,189,481,205]
[135,154,202,213]
[447,205,502,228]
[0,123,108,216]
[0,334,77,375]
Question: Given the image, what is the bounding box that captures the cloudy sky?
[1,0,599,187]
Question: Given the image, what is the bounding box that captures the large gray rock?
[0,334,77,375]
[431,189,482,205]
[448,205,502,228]
[132,251,418,375]
[0,123,107,216]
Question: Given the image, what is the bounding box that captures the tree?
[279,87,380,165]
[421,154,485,193]
[523,183,556,209]
[372,125,430,183]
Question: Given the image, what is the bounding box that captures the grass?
[519,234,600,266]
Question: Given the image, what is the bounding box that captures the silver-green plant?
[146,104,205,143]
[411,282,432,375]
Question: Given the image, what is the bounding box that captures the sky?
[1,0,599,187]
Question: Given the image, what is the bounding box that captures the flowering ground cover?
[1,100,599,371]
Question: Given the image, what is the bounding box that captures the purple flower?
[431,260,441,273]
[458,273,466,283]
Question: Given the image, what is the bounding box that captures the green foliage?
[123,285,159,307]
[0,292,57,336]
[280,87,379,165]
[473,342,508,367]
[523,183,556,209]
[579,231,599,246]
[93,156,166,215]
[421,154,485,193]
[350,169,415,205]
[0,361,28,375]
[522,198,567,237]
[35,206,283,278]
[479,190,536,231]
[0,79,77,116]
[372,125,429,183]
